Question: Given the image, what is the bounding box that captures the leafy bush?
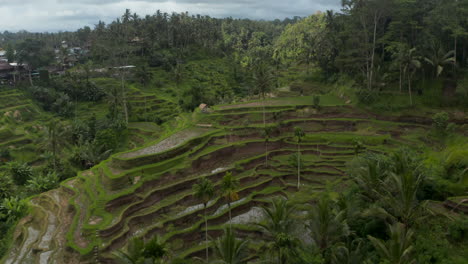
[0,197,27,224]
[8,162,33,186]
[313,95,321,110]
[0,173,14,199]
[432,112,449,134]
[95,129,119,152]
[26,172,59,193]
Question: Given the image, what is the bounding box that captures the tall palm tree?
[113,236,168,264]
[113,237,145,264]
[402,48,421,106]
[211,227,248,264]
[294,127,305,190]
[307,197,349,254]
[221,171,240,229]
[368,223,416,264]
[193,177,215,262]
[258,198,299,264]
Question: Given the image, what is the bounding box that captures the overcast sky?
[0,0,341,32]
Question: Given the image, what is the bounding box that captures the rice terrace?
[0,0,467,263]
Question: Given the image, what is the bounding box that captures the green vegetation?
[0,0,467,263]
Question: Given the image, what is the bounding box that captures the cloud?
[0,0,341,32]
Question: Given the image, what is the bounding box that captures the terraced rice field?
[0,88,45,164]
[3,97,464,263]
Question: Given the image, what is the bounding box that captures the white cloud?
[0,0,341,32]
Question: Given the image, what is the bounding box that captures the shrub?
[432,112,449,134]
[313,95,321,110]
[0,173,14,199]
[26,172,59,193]
[8,162,33,186]
[0,196,27,224]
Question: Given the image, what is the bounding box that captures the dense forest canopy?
[0,0,467,263]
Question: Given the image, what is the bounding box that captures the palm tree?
[193,177,215,262]
[263,126,273,167]
[258,197,299,264]
[113,237,145,264]
[402,48,421,106]
[221,171,240,229]
[368,223,416,264]
[211,227,248,264]
[377,171,424,226]
[294,127,305,190]
[307,197,349,254]
[113,236,168,264]
[424,46,455,78]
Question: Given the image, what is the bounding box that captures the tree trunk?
[121,71,129,124]
[454,36,457,76]
[369,11,378,91]
[204,205,209,262]
[28,69,33,86]
[228,202,232,229]
[399,63,403,93]
[265,141,268,167]
[408,73,413,106]
[297,143,301,190]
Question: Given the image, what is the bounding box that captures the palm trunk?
[28,69,33,86]
[204,205,209,262]
[408,73,413,106]
[369,11,378,90]
[262,95,266,127]
[297,143,301,190]
[454,36,457,76]
[399,63,403,93]
[121,72,129,125]
[228,202,232,229]
[265,141,268,167]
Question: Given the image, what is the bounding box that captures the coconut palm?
[258,197,299,264]
[424,46,455,78]
[193,177,216,262]
[113,236,168,264]
[402,48,421,106]
[307,197,349,254]
[113,237,145,264]
[211,227,248,264]
[368,222,416,264]
[294,127,305,190]
[221,171,240,228]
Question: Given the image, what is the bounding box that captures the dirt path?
[120,127,212,159]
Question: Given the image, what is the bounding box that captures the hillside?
[2,92,467,263]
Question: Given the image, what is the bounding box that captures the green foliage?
[432,112,455,136]
[8,161,33,186]
[95,129,119,152]
[192,177,215,206]
[368,222,416,264]
[211,228,248,264]
[0,173,14,199]
[26,172,59,193]
[313,95,321,110]
[0,197,27,224]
